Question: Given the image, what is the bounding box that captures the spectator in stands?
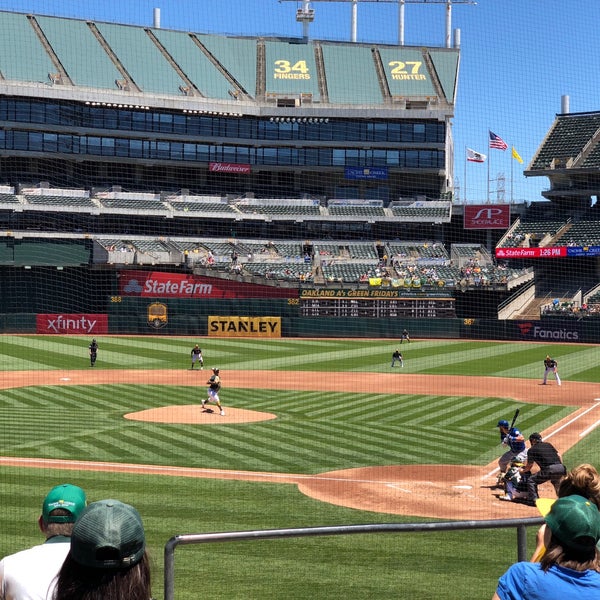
[494,495,600,599]
[0,483,87,600]
[53,499,151,600]
[531,463,600,562]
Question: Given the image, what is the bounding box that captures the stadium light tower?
[281,0,476,46]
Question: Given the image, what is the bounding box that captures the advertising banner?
[513,320,582,342]
[495,247,567,259]
[208,316,281,337]
[496,246,600,259]
[209,162,251,174]
[464,205,510,229]
[119,270,296,299]
[36,314,109,334]
[344,167,388,180]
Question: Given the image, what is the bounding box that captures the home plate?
[453,485,472,490]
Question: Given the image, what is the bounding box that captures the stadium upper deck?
[0,9,458,202]
[525,110,600,208]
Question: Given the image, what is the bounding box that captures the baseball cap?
[42,484,87,524]
[545,495,600,551]
[529,432,543,442]
[497,419,509,428]
[71,499,146,569]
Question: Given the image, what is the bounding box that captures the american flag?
[489,130,508,150]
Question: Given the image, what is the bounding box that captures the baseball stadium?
[0,1,599,599]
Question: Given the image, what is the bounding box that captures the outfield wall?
[2,303,598,343]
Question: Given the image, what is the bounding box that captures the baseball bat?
[509,408,520,431]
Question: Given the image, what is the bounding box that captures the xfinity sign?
[464,204,510,229]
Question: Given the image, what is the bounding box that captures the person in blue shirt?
[496,419,527,481]
[493,494,600,599]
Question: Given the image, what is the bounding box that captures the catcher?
[498,459,530,502]
[202,367,225,416]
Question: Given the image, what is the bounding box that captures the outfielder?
[88,338,98,367]
[542,355,561,386]
[203,367,225,416]
[190,344,204,370]
[497,419,527,479]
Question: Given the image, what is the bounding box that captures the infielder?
[542,355,561,386]
[497,419,527,478]
[203,367,225,416]
[190,344,204,370]
[391,349,404,367]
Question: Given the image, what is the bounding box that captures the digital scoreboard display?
[299,290,455,318]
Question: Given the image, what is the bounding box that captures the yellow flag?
[512,146,524,164]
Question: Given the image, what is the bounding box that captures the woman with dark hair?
[493,495,600,599]
[53,499,152,600]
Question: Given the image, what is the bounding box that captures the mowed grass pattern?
[0,335,598,599]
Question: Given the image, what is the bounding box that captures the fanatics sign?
[464,204,510,229]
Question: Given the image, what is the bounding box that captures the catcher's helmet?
[212,367,220,374]
[497,419,509,428]
[529,432,543,443]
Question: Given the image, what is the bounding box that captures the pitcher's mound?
[124,405,277,424]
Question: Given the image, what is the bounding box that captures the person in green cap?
[492,494,600,599]
[53,499,152,600]
[0,483,87,600]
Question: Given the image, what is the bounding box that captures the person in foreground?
[0,483,87,600]
[492,494,600,599]
[53,499,152,600]
[530,463,600,562]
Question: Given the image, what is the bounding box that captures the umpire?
[521,432,566,506]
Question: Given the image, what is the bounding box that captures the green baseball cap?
[70,499,146,569]
[42,484,87,524]
[545,494,600,551]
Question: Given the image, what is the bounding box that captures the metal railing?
[164,517,544,600]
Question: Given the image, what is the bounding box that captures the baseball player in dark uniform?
[391,349,404,367]
[190,344,203,370]
[521,432,566,505]
[202,368,225,416]
[400,329,410,344]
[88,339,98,367]
[542,355,561,386]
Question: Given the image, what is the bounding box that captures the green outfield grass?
[0,336,598,599]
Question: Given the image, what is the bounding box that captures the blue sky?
[0,0,597,204]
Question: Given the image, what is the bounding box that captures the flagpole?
[464,145,467,203]
[510,148,514,203]
[486,138,490,203]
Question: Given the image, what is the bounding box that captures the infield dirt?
[1,369,598,519]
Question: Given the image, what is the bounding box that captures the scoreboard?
[299,289,455,318]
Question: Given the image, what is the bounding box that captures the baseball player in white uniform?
[0,483,87,600]
[203,367,225,416]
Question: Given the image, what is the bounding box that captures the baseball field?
[1,335,599,599]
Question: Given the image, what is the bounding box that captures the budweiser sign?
[209,162,251,174]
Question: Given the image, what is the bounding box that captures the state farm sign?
[464,205,510,229]
[209,162,251,174]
